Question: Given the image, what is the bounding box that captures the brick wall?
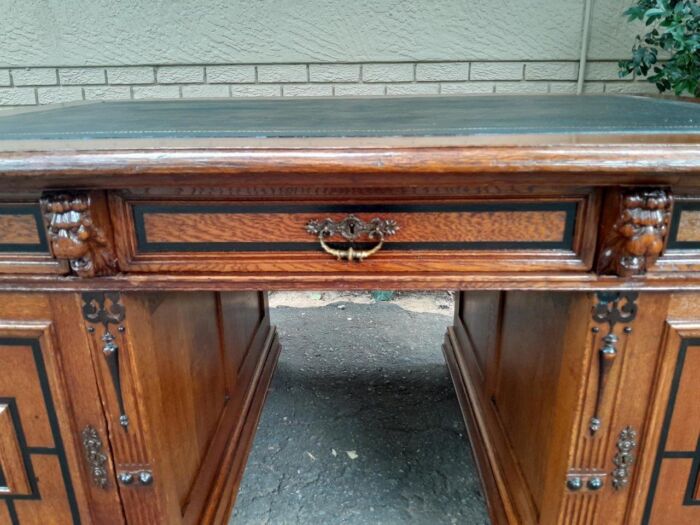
[0,60,658,110]
[0,1,667,110]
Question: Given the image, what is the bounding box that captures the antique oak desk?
[0,95,699,525]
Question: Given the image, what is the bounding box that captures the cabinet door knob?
[566,477,583,491]
[138,471,153,485]
[587,477,604,491]
[118,472,134,485]
[118,470,154,487]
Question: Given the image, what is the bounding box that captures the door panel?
[638,325,700,525]
[0,294,124,525]
[0,325,81,524]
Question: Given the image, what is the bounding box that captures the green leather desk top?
[0,95,698,142]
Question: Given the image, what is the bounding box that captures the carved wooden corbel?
[597,189,672,277]
[40,192,118,277]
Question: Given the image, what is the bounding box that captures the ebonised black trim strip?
[684,436,700,506]
[662,450,696,459]
[667,201,700,250]
[0,338,81,525]
[0,204,48,254]
[133,201,577,254]
[0,399,39,500]
[6,499,18,525]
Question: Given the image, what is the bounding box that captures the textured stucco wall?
[0,0,657,108]
[0,0,641,66]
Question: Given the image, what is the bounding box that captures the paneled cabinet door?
[629,294,700,525]
[0,294,123,525]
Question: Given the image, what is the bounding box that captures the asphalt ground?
[231,300,489,524]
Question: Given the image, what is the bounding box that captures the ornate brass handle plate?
[612,426,637,490]
[306,214,398,261]
[81,425,109,489]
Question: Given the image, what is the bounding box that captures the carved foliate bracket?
[40,192,118,277]
[597,189,672,277]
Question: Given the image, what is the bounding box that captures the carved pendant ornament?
[40,193,118,277]
[589,292,638,435]
[82,292,130,430]
[597,189,672,277]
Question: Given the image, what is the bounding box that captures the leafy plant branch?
[619,0,700,96]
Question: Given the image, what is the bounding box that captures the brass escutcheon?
[306,214,398,262]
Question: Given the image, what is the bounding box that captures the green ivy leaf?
[620,0,700,97]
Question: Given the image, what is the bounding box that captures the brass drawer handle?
[306,214,398,262]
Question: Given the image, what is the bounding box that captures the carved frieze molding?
[40,192,118,277]
[597,188,672,277]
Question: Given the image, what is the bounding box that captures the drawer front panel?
[134,202,576,252]
[0,203,66,275]
[0,205,46,253]
[654,197,700,272]
[668,200,700,249]
[113,195,596,273]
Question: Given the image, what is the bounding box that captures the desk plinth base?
[443,327,514,524]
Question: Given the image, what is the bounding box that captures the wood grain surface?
[2,145,700,192]
[108,194,593,275]
[675,210,700,242]
[0,214,40,246]
[141,209,568,244]
[0,404,32,495]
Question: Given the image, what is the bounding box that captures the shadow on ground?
[231,301,489,525]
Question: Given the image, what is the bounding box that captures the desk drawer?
[0,202,67,274]
[111,195,598,273]
[652,195,700,272]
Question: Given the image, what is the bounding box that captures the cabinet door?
[629,294,700,525]
[81,291,278,524]
[0,294,123,525]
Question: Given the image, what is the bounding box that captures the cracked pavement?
[231,300,489,525]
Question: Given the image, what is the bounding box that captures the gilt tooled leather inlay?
[40,193,117,277]
[597,189,672,277]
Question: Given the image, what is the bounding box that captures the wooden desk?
[0,95,698,524]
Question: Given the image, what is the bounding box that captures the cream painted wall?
[0,0,639,66]
[0,0,656,108]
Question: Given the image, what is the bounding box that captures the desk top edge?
[0,95,699,146]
